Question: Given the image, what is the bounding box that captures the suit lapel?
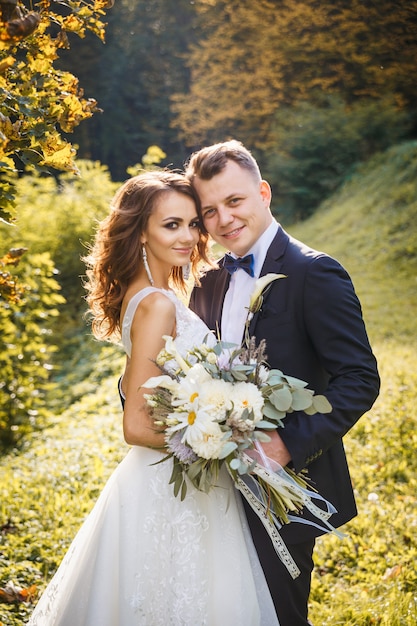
[248,226,289,336]
[209,265,230,336]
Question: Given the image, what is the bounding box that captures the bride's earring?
[183,263,190,281]
[142,245,154,286]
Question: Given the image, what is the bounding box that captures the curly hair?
[83,170,211,341]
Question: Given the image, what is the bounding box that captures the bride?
[27,170,279,625]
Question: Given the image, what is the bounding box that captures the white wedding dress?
[27,287,279,626]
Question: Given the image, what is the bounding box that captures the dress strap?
[121,287,175,357]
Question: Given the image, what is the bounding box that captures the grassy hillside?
[288,139,417,344]
[288,141,417,624]
[1,142,417,625]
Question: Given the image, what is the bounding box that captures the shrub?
[263,97,412,222]
[0,252,65,449]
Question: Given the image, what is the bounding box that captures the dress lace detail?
[27,288,279,626]
[121,287,212,358]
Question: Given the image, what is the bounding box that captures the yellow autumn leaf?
[62,15,86,36]
[63,94,85,117]
[27,55,54,74]
[39,138,77,171]
[0,56,15,73]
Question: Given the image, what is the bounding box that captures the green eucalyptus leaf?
[199,467,208,491]
[187,459,203,481]
[282,374,309,388]
[255,419,277,429]
[270,387,293,411]
[262,402,286,421]
[229,458,241,470]
[253,430,272,442]
[232,364,254,372]
[303,405,317,415]
[240,407,251,421]
[203,362,219,375]
[231,370,249,381]
[267,371,285,385]
[237,461,249,475]
[173,474,183,498]
[218,441,238,459]
[291,388,314,411]
[313,395,332,413]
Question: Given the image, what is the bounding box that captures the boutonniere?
[243,273,286,346]
[248,273,287,316]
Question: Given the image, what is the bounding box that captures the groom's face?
[193,160,273,257]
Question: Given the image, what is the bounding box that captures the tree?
[172,0,417,148]
[264,97,413,221]
[0,0,112,299]
[58,0,197,180]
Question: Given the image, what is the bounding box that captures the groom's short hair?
[185,140,262,183]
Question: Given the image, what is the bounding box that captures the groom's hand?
[261,430,292,467]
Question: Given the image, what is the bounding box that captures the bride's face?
[141,191,200,271]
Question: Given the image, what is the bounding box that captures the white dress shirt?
[221,221,278,345]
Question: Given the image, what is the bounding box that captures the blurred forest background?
[59,0,417,216]
[1,1,417,623]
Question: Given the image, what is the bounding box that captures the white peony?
[186,419,225,460]
[229,381,264,423]
[198,378,232,422]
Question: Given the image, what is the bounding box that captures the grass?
[1,141,417,625]
[289,141,417,625]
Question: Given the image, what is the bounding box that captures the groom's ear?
[260,179,272,206]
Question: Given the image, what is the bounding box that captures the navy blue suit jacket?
[190,225,380,542]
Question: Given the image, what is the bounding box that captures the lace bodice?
[121,287,214,359]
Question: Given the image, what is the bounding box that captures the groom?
[186,140,380,625]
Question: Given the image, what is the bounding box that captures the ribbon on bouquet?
[231,442,344,580]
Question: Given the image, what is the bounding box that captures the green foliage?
[0,251,65,449]
[309,345,417,625]
[0,0,112,300]
[288,140,417,343]
[60,0,196,180]
[0,142,416,623]
[264,98,412,221]
[0,245,26,302]
[0,160,118,332]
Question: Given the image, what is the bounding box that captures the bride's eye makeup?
[164,221,180,229]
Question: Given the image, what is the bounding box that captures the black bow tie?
[223,253,255,277]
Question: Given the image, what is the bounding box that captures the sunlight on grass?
[309,342,417,625]
[1,142,417,624]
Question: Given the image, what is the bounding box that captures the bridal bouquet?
[143,277,333,530]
